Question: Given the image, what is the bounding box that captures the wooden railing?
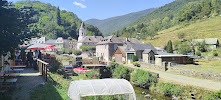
[36,59,49,81]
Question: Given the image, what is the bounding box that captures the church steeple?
[78,22,86,41]
[80,22,84,29]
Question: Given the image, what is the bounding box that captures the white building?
[77,22,103,49]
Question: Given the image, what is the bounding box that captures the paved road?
[12,68,44,100]
[124,64,221,91]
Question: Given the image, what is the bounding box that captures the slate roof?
[97,35,123,44]
[155,51,198,58]
[126,44,156,52]
[78,36,103,43]
[118,46,127,56]
[119,37,142,45]
[192,38,219,45]
[45,40,56,44]
[97,36,142,45]
[143,49,154,54]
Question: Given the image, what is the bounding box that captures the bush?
[213,51,218,56]
[73,50,82,56]
[122,61,126,64]
[133,61,140,67]
[131,69,158,89]
[203,92,219,100]
[62,48,73,54]
[80,45,96,51]
[196,51,201,56]
[159,83,184,97]
[85,69,100,79]
[112,65,133,81]
[133,55,138,62]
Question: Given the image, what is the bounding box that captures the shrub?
[80,45,96,51]
[133,55,138,62]
[203,92,219,100]
[217,90,221,99]
[213,51,218,56]
[112,65,133,81]
[133,61,140,67]
[196,51,201,56]
[161,83,175,97]
[73,50,82,56]
[159,83,184,97]
[122,61,126,64]
[85,69,100,79]
[131,69,158,89]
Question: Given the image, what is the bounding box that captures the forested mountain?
[114,0,221,39]
[14,1,102,40]
[85,8,157,35]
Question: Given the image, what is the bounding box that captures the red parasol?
[73,67,90,73]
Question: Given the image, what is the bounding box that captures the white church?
[77,22,103,49]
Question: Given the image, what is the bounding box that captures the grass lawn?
[174,59,221,74]
[30,71,95,100]
[144,16,221,47]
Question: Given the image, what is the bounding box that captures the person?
[27,50,33,67]
[21,49,26,65]
[34,49,39,59]
[38,50,42,60]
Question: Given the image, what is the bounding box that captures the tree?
[177,33,185,40]
[73,50,82,56]
[167,40,173,53]
[177,43,192,54]
[56,7,61,26]
[0,0,31,57]
[196,40,207,52]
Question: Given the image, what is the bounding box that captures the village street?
[124,64,221,91]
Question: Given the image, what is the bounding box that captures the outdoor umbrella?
[73,67,90,73]
[27,43,53,50]
[46,46,57,49]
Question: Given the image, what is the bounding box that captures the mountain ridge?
[85,8,157,35]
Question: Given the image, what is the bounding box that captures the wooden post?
[45,65,47,82]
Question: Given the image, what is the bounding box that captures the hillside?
[85,8,157,35]
[113,0,200,38]
[15,1,102,40]
[144,16,221,47]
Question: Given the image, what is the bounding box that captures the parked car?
[63,65,73,74]
[62,54,69,57]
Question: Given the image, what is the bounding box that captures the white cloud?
[73,1,86,8]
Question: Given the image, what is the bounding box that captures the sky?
[8,0,175,21]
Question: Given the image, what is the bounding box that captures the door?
[115,54,122,63]
[127,54,134,64]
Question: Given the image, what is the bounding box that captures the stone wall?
[141,62,166,71]
[168,66,221,81]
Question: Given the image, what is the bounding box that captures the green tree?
[177,33,185,40]
[73,50,82,56]
[196,40,207,52]
[0,0,31,57]
[178,43,192,54]
[167,40,173,53]
[56,7,61,26]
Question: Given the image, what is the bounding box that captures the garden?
[30,60,221,100]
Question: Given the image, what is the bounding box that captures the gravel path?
[12,68,45,100]
[125,64,221,90]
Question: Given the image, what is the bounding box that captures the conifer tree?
[56,7,61,26]
[167,40,173,53]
